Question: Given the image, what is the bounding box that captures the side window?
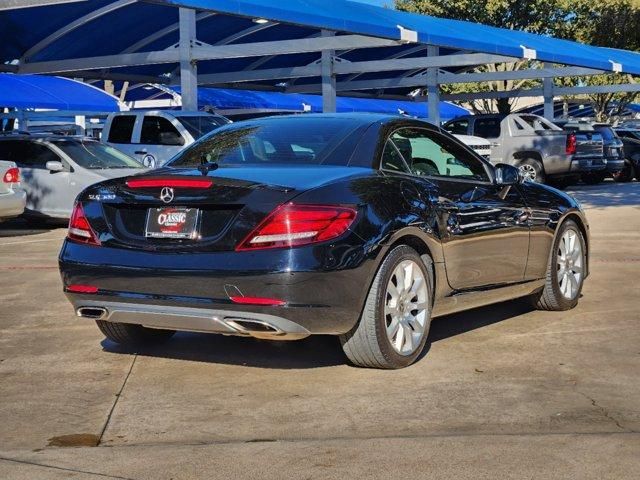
[474,119,501,138]
[19,142,60,169]
[388,128,489,181]
[380,140,410,173]
[107,115,136,144]
[0,140,21,161]
[445,119,469,135]
[140,116,184,146]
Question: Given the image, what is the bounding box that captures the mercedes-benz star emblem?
[160,187,174,204]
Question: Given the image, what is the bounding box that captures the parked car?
[102,111,230,168]
[59,114,590,369]
[555,121,624,184]
[0,135,145,220]
[453,134,492,159]
[612,127,640,182]
[444,113,604,185]
[0,160,26,222]
[553,120,611,185]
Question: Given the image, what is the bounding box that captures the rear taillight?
[236,204,357,251]
[68,203,101,246]
[566,133,577,155]
[126,178,213,189]
[2,167,19,184]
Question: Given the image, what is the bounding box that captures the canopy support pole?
[426,45,440,125]
[543,62,554,120]
[179,8,198,111]
[321,30,336,113]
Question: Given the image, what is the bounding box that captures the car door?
[10,140,70,217]
[382,127,530,290]
[135,115,186,167]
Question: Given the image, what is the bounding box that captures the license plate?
[145,207,199,239]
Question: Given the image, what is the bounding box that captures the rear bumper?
[0,189,26,219]
[569,158,607,173]
[59,239,377,336]
[604,158,625,173]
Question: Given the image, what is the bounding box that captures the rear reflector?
[230,296,286,306]
[126,178,213,189]
[66,284,99,294]
[236,204,357,251]
[2,167,19,184]
[68,203,101,246]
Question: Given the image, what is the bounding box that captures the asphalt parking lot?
[0,181,639,479]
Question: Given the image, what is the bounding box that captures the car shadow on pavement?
[566,180,640,209]
[0,217,63,237]
[101,299,534,370]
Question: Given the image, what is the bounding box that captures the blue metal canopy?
[0,73,121,111]
[134,85,469,120]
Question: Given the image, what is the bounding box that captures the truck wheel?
[530,220,586,311]
[340,246,433,369]
[581,173,606,185]
[518,159,545,183]
[612,162,634,183]
[96,320,175,346]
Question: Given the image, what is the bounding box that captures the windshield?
[177,116,228,140]
[53,140,143,169]
[169,117,362,168]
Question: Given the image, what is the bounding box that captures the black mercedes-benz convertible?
[59,114,589,369]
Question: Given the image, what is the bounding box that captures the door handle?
[134,150,147,155]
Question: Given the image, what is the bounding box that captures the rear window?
[107,115,136,144]
[177,115,228,140]
[473,119,501,138]
[53,140,144,169]
[169,117,362,167]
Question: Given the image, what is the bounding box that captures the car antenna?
[198,152,218,176]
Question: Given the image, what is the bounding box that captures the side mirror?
[494,163,521,186]
[46,161,64,172]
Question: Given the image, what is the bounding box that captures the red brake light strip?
[126,178,213,189]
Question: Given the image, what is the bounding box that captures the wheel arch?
[513,151,544,167]
[555,210,590,279]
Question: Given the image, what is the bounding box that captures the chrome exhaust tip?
[76,307,107,320]
[225,318,283,338]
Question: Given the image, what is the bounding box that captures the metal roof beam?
[197,52,517,85]
[19,34,399,74]
[439,66,605,84]
[441,83,640,101]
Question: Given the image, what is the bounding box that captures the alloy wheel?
[557,228,584,300]
[519,164,537,182]
[384,260,429,356]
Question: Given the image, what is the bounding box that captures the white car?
[0,135,145,220]
[102,111,229,168]
[0,160,26,222]
[454,134,492,160]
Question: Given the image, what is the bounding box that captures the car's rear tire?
[581,172,606,185]
[530,220,586,311]
[612,162,634,183]
[340,246,433,369]
[96,320,175,346]
[518,158,546,184]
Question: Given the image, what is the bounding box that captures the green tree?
[396,0,640,119]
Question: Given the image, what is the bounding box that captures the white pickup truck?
[102,111,229,168]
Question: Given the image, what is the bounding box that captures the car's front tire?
[96,320,175,346]
[530,220,586,311]
[340,246,433,369]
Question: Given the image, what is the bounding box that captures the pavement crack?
[578,391,634,433]
[0,456,137,480]
[97,355,138,446]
